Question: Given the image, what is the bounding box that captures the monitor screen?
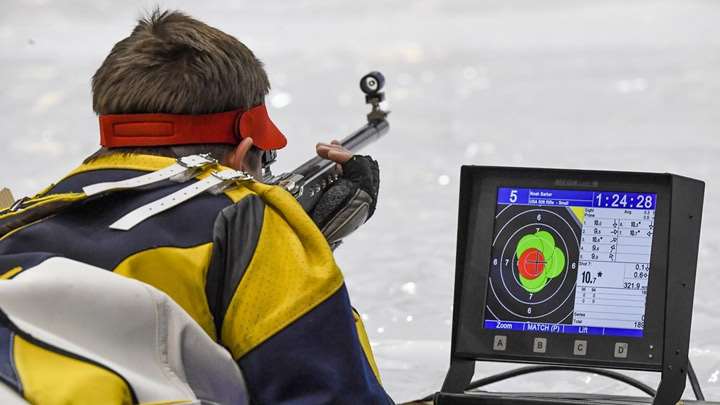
[483,187,656,338]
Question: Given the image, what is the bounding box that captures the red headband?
[98,104,287,151]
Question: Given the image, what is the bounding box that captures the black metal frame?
[439,166,704,405]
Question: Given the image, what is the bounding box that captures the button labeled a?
[493,335,507,351]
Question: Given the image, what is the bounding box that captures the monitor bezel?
[451,166,671,372]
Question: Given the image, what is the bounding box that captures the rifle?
[262,71,390,211]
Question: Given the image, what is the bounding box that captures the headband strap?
[98,104,286,151]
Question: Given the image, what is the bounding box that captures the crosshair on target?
[518,248,544,279]
[487,206,581,323]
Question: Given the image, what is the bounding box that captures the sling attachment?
[82,154,217,197]
[109,169,253,231]
[7,197,29,212]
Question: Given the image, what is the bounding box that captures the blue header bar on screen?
[497,188,656,209]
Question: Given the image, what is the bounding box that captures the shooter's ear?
[228,138,254,171]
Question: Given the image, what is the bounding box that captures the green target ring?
[515,231,566,293]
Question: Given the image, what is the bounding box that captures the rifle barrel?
[295,119,389,184]
[268,70,390,211]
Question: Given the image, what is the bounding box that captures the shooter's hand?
[311,140,380,247]
[315,140,353,164]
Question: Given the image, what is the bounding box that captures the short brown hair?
[87,9,270,162]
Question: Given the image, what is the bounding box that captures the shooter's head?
[87,9,285,177]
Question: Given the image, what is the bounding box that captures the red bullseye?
[518,248,545,280]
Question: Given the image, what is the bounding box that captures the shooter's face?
[243,147,264,179]
[223,140,264,180]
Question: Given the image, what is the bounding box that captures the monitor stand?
[436,357,690,405]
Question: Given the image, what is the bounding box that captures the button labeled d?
[614,342,628,358]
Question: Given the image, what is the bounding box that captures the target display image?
[483,187,657,338]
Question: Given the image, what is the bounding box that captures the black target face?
[484,204,581,325]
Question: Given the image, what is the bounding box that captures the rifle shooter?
[262,71,390,211]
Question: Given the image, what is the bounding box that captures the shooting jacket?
[0,154,390,404]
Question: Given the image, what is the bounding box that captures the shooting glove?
[310,155,380,247]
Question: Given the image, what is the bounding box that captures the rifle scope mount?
[360,71,389,123]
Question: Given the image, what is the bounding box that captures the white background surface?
[2,0,720,402]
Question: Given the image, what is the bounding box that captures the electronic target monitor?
[441,166,704,405]
[486,187,655,340]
